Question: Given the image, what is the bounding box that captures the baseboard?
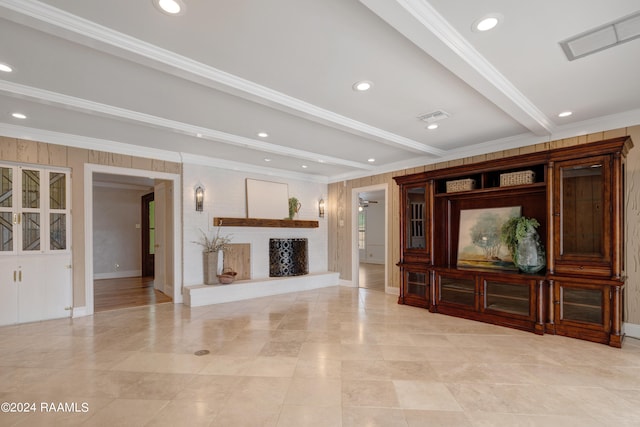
[624,322,640,339]
[93,270,141,280]
[72,306,90,318]
[339,279,356,287]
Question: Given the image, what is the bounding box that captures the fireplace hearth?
[269,238,308,277]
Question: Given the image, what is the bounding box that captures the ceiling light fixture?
[427,123,439,130]
[11,113,26,119]
[264,158,271,162]
[353,81,373,91]
[257,132,269,138]
[0,63,12,73]
[560,11,640,61]
[368,158,376,163]
[473,14,503,32]
[558,111,573,118]
[153,0,185,15]
[302,165,308,169]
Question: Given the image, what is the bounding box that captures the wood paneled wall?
[0,136,181,309]
[328,128,639,316]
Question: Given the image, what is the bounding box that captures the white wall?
[364,201,385,264]
[183,164,328,285]
[93,185,147,278]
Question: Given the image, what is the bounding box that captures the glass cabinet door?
[21,168,41,251]
[0,164,70,255]
[404,184,428,253]
[554,156,611,266]
[0,166,14,253]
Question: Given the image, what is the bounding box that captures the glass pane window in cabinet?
[485,281,529,316]
[22,212,40,251]
[50,213,66,250]
[406,187,425,249]
[561,287,603,325]
[0,167,12,208]
[561,164,603,255]
[407,271,427,298]
[0,212,13,251]
[49,172,66,209]
[22,169,40,209]
[439,276,475,306]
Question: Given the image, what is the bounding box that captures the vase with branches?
[194,227,232,284]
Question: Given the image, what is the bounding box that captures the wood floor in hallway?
[359,262,385,291]
[94,276,172,312]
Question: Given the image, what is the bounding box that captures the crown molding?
[0,0,444,157]
[0,80,374,171]
[0,122,329,183]
[0,122,182,162]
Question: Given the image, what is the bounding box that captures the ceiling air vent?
[560,10,640,61]
[417,110,450,124]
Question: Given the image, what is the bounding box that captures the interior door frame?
[83,164,182,315]
[351,183,389,293]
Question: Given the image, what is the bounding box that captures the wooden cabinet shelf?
[394,136,632,347]
[214,217,319,228]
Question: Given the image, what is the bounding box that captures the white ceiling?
[1,0,639,183]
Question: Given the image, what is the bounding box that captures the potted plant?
[194,227,232,284]
[500,216,545,273]
[288,197,301,219]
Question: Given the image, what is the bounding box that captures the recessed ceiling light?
[368,158,376,163]
[12,113,26,119]
[264,158,272,162]
[196,133,203,138]
[427,123,439,130]
[558,111,573,118]
[353,81,373,91]
[257,132,269,138]
[153,0,185,15]
[302,165,308,169]
[318,159,325,163]
[473,14,503,32]
[0,63,12,73]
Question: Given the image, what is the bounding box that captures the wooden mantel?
[213,217,319,228]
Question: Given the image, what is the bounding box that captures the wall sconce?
[318,198,325,218]
[195,186,204,212]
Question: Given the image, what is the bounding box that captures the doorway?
[84,165,181,316]
[352,184,388,292]
[141,192,155,277]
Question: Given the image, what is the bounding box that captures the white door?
[0,163,72,326]
[0,257,19,325]
[154,181,166,293]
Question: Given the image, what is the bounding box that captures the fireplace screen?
[269,238,308,277]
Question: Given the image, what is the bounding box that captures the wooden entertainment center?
[394,136,633,347]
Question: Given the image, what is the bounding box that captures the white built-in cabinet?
[0,163,72,325]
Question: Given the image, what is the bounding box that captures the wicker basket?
[500,170,535,187]
[446,178,476,193]
[217,268,237,284]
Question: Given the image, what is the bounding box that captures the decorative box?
[446,178,476,193]
[500,170,535,187]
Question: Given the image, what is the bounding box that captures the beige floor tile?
[342,379,400,407]
[393,380,463,411]
[277,404,342,427]
[1,287,639,426]
[284,377,342,406]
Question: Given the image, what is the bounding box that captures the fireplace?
[269,238,308,277]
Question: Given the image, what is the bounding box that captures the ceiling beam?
[360,0,554,137]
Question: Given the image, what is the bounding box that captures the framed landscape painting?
[457,206,521,271]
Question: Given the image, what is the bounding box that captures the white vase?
[203,251,222,284]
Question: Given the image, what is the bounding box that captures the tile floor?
[2,286,640,426]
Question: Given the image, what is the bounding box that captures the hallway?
[94,276,172,312]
